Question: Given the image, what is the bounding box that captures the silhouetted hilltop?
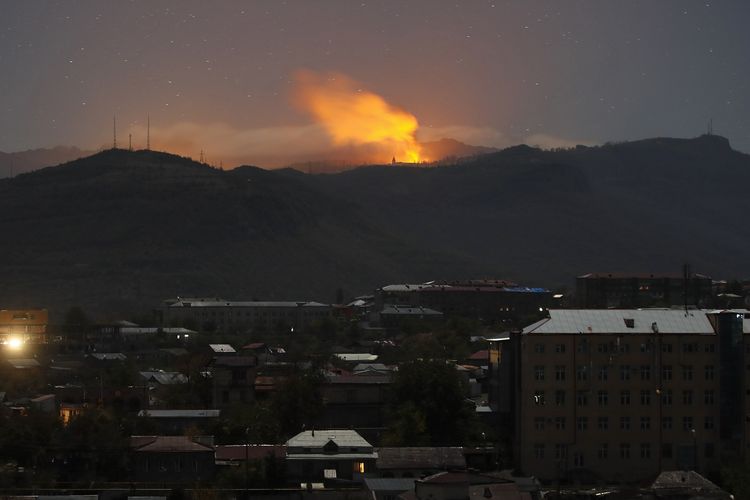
[0,135,748,317]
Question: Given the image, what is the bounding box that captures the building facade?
[0,309,48,345]
[576,273,713,309]
[159,297,333,332]
[490,309,748,483]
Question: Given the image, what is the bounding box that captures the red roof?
[131,436,214,452]
[468,350,489,361]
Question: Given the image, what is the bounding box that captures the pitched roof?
[7,358,40,369]
[131,435,214,452]
[286,429,372,449]
[209,344,236,353]
[137,409,220,418]
[523,309,716,335]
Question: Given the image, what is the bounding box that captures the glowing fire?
[294,70,423,163]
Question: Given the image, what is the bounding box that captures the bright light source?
[553,294,564,299]
[7,337,23,350]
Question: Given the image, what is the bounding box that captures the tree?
[384,360,474,446]
[270,369,324,439]
[63,306,90,346]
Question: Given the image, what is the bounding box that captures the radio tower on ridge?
[113,115,117,149]
[146,114,151,150]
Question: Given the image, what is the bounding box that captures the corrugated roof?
[168,300,330,308]
[131,435,214,452]
[90,353,127,361]
[138,409,220,418]
[523,309,716,335]
[335,353,379,362]
[7,358,40,369]
[139,371,188,385]
[286,429,372,448]
[209,344,236,353]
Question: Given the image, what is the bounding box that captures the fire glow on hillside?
[294,70,424,163]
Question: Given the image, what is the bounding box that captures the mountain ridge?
[1,134,747,319]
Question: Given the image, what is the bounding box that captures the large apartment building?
[158,297,333,332]
[490,308,748,483]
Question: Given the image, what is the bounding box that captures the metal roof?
[209,344,236,353]
[138,409,220,418]
[167,300,330,308]
[335,353,379,362]
[523,309,716,335]
[286,429,372,449]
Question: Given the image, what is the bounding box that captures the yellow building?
[0,309,48,345]
[490,309,748,484]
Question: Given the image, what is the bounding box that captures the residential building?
[489,308,749,483]
[576,273,713,308]
[130,435,216,484]
[285,429,377,483]
[211,355,257,407]
[159,297,333,332]
[0,309,48,345]
[319,374,391,443]
[375,280,555,323]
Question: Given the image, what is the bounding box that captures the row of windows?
[532,442,715,462]
[534,415,714,431]
[533,342,717,354]
[534,389,715,406]
[534,364,714,382]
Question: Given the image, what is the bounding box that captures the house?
[365,477,417,500]
[320,374,391,443]
[130,435,215,484]
[408,471,530,500]
[285,429,377,483]
[644,470,732,499]
[137,409,221,435]
[376,447,466,478]
[211,355,256,407]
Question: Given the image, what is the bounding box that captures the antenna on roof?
[113,115,117,149]
[146,114,151,150]
[683,263,690,315]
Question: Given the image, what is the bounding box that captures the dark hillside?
[1,135,748,318]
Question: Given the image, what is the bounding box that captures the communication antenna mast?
[113,115,117,149]
[707,119,713,135]
[129,133,132,151]
[683,263,690,315]
[147,114,151,150]
[200,149,204,163]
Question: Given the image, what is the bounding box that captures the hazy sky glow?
[1,0,749,166]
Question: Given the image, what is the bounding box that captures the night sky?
[2,0,749,166]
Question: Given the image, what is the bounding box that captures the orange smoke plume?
[293,70,423,163]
